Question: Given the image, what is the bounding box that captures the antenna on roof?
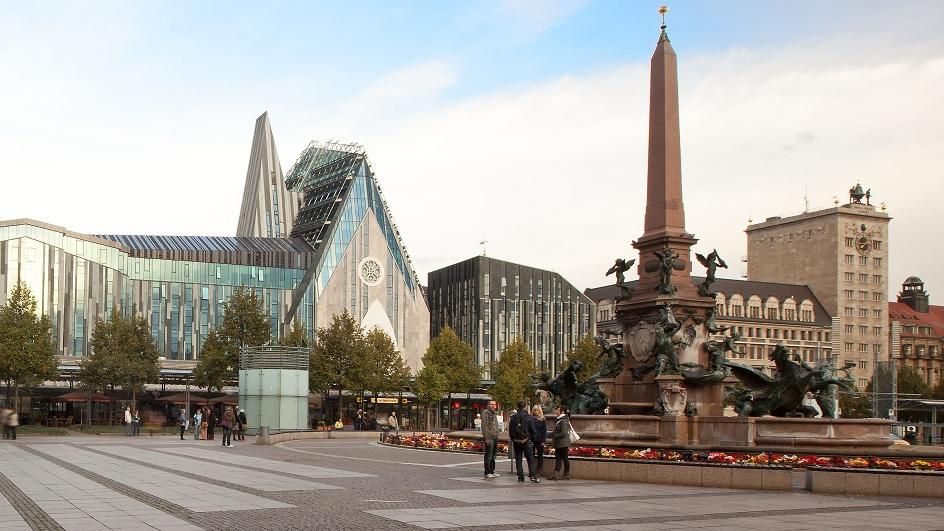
[480,234,488,257]
[803,185,809,213]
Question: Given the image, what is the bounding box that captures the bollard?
[259,426,269,444]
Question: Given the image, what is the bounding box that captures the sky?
[1,0,942,300]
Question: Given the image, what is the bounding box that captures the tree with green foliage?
[414,365,448,430]
[193,329,229,392]
[897,365,932,398]
[0,281,58,410]
[563,334,602,382]
[310,311,365,420]
[82,308,159,408]
[489,337,536,411]
[422,326,480,393]
[838,390,873,418]
[218,288,271,376]
[280,318,309,348]
[361,328,410,395]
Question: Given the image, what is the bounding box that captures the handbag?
[567,421,581,443]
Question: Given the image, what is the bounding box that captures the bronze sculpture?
[695,249,727,297]
[606,258,635,300]
[654,303,682,375]
[653,247,680,294]
[532,360,608,415]
[593,336,626,379]
[681,331,739,384]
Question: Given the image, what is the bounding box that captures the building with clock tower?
[745,183,891,388]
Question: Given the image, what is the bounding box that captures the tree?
[193,329,229,392]
[414,365,448,430]
[310,311,365,420]
[563,335,602,382]
[897,365,932,398]
[838,390,872,418]
[489,337,536,411]
[422,326,480,393]
[361,328,410,395]
[83,308,159,410]
[218,287,271,376]
[280,318,309,348]
[0,281,58,411]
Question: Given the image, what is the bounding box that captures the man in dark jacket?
[509,400,539,483]
[481,400,500,478]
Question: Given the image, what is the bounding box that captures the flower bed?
[380,433,944,472]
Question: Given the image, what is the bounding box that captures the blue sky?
[1,1,942,296]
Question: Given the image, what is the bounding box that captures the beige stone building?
[746,186,890,387]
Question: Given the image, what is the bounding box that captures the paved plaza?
[0,437,941,530]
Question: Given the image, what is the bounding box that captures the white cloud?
[497,0,591,36]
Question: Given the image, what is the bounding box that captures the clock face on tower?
[855,233,872,256]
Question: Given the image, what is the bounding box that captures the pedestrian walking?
[221,406,235,447]
[387,411,399,432]
[177,409,188,440]
[3,409,18,440]
[509,400,538,483]
[530,405,547,479]
[481,400,500,478]
[548,405,572,480]
[0,409,9,440]
[124,407,133,436]
[193,409,203,440]
[237,409,248,440]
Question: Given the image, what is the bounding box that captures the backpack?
[509,412,528,442]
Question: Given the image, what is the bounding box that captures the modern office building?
[427,255,595,376]
[746,184,890,387]
[888,276,944,387]
[586,277,836,379]
[0,113,429,372]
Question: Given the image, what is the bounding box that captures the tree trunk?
[337,385,343,422]
[13,384,19,415]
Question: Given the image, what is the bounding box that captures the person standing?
[177,409,188,440]
[5,409,18,440]
[530,405,547,480]
[220,406,235,448]
[132,410,141,436]
[481,400,500,478]
[124,407,133,436]
[509,400,538,483]
[193,409,203,440]
[0,409,9,440]
[199,408,208,440]
[387,411,399,432]
[206,408,216,441]
[548,405,572,480]
[237,408,248,441]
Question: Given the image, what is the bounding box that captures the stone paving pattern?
[0,436,938,530]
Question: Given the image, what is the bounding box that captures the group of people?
[480,400,573,483]
[177,406,247,447]
[123,407,142,436]
[0,409,18,440]
[351,409,382,431]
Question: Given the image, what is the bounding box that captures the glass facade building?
[427,256,595,376]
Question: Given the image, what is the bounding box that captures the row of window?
[901,344,941,357]
[735,326,829,342]
[844,254,882,267]
[844,237,883,250]
[714,295,816,322]
[843,272,882,284]
[903,325,935,335]
[843,289,884,301]
[843,324,884,336]
[842,342,883,354]
[844,307,882,318]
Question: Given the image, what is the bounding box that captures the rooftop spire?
[658,5,670,42]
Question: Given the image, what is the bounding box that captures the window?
[844,342,854,351]
[858,378,868,388]
[873,344,882,354]
[858,343,868,352]
[825,332,830,341]
[859,256,868,266]
[873,257,882,267]
[844,290,854,299]
[859,308,869,317]
[859,291,868,300]
[873,241,882,250]
[844,237,854,247]
[500,277,506,296]
[917,345,926,357]
[844,324,854,334]
[858,273,868,283]
[844,307,853,317]
[844,255,854,265]
[903,345,912,355]
[858,325,868,335]
[931,346,938,357]
[845,272,854,282]
[872,309,882,318]
[872,326,882,335]
[858,360,869,370]
[873,275,882,284]
[873,292,883,301]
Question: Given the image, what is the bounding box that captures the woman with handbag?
[548,405,574,480]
